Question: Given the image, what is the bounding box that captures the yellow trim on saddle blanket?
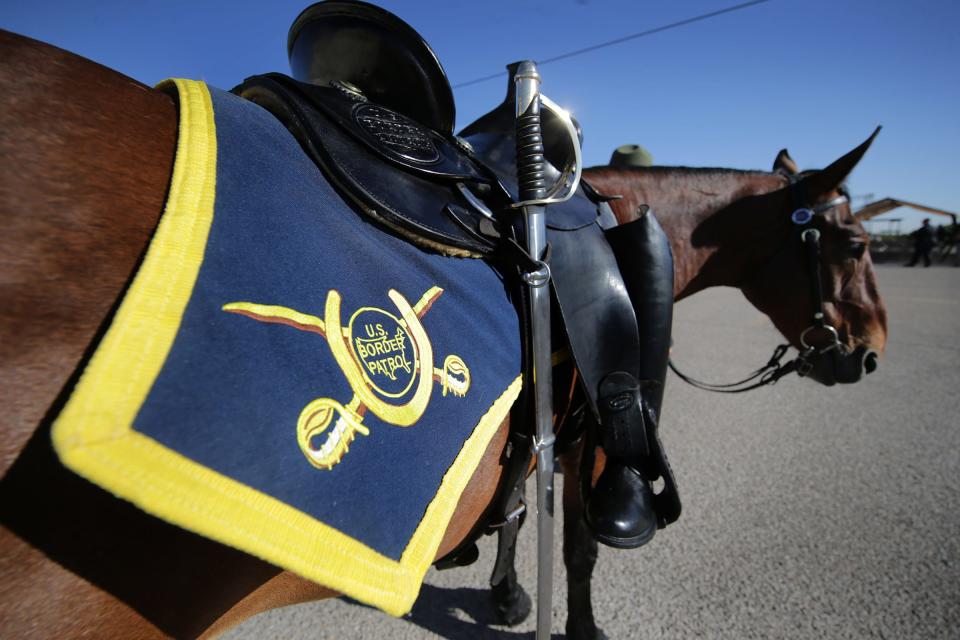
[51,79,522,616]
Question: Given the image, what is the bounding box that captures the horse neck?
[586,167,789,299]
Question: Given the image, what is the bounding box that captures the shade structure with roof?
[855,198,957,225]
[854,198,959,263]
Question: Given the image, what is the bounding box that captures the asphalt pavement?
[224,265,959,639]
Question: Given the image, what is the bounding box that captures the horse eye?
[846,240,867,259]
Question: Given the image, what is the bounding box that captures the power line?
[453,0,774,89]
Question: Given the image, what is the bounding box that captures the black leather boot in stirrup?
[585,207,681,548]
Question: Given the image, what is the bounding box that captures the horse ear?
[773,149,799,175]
[801,126,882,195]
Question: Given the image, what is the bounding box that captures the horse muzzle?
[801,344,878,386]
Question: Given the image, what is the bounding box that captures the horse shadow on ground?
[343,584,566,639]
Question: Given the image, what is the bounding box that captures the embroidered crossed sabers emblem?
[223,287,470,470]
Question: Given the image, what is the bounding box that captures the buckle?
[598,371,648,460]
[488,502,527,529]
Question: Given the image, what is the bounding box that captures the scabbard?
[514,60,555,640]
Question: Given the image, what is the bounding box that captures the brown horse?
[0,31,887,639]
[540,150,888,640]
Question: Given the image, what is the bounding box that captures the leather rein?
[669,178,850,394]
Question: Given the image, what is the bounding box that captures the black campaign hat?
[288,0,456,135]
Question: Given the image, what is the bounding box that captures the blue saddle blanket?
[52,79,522,616]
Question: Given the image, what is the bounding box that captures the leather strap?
[548,223,644,416]
[489,429,533,584]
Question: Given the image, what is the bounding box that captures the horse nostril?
[864,351,878,374]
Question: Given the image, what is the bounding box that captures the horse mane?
[584,165,850,210]
[586,165,772,178]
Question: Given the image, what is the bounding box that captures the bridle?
[791,180,850,360]
[669,175,850,393]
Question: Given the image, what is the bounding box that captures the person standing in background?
[905,218,935,267]
[948,222,960,267]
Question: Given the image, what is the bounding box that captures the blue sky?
[4,0,957,232]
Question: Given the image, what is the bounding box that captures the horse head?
[740,129,888,385]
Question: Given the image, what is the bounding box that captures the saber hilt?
[514,60,555,640]
[516,67,547,203]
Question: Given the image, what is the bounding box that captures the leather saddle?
[236,0,682,548]
[289,0,456,134]
[235,72,510,258]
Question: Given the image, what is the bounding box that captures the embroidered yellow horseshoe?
[222,286,471,470]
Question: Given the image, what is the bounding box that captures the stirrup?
[584,371,658,549]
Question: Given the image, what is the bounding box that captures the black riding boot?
[585,207,680,548]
